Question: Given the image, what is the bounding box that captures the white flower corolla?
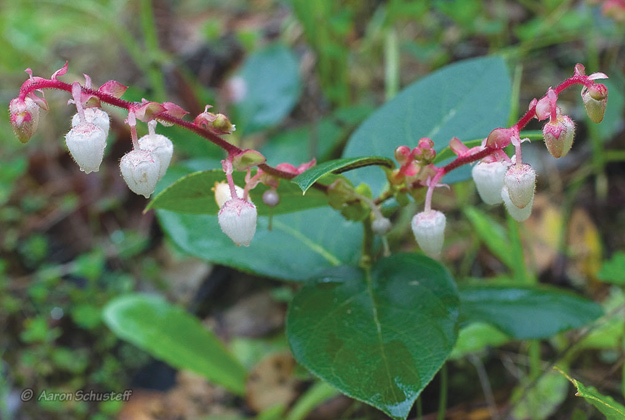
[138,133,173,180]
[411,210,446,258]
[65,123,107,173]
[504,164,536,209]
[218,198,257,247]
[72,108,110,137]
[501,186,534,222]
[119,149,161,198]
[471,160,510,205]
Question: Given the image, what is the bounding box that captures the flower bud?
[138,133,173,180]
[502,186,533,222]
[71,107,110,137]
[119,149,161,198]
[372,217,392,235]
[65,123,107,173]
[411,210,446,258]
[218,198,257,247]
[486,127,514,149]
[214,182,246,208]
[471,160,509,205]
[543,115,575,158]
[10,97,40,143]
[504,164,536,209]
[262,189,280,207]
[582,84,608,124]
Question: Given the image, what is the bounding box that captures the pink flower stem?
[18,78,298,182]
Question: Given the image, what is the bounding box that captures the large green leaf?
[154,161,362,281]
[147,170,328,215]
[342,56,511,196]
[234,43,302,134]
[287,253,460,420]
[157,207,362,281]
[292,157,395,194]
[459,285,603,339]
[103,294,247,394]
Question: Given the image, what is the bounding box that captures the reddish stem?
[19,78,298,182]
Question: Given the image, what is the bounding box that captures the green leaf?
[292,157,395,194]
[147,170,328,215]
[287,253,459,420]
[103,294,247,395]
[459,285,603,339]
[557,368,625,419]
[449,322,510,360]
[342,56,511,196]
[157,207,362,281]
[234,43,302,134]
[598,252,625,285]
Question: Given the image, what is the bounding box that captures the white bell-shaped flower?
[138,133,173,180]
[502,186,534,222]
[72,108,110,137]
[119,149,161,198]
[218,198,257,247]
[471,160,509,205]
[65,123,107,173]
[411,210,446,258]
[504,164,536,209]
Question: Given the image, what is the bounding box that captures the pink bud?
[138,133,173,180]
[72,108,110,137]
[471,160,510,205]
[411,210,446,258]
[543,115,575,158]
[501,186,533,222]
[218,199,257,247]
[582,84,608,123]
[65,123,107,173]
[504,164,536,209]
[394,146,411,164]
[10,97,40,143]
[486,127,514,149]
[119,150,161,198]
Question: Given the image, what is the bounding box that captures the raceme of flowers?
[10,63,608,254]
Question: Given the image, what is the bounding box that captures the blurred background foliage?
[0,0,624,419]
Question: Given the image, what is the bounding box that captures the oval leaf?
[342,56,511,195]
[103,294,247,394]
[459,285,603,339]
[234,43,302,134]
[157,206,362,282]
[147,170,328,215]
[292,156,394,194]
[287,253,460,419]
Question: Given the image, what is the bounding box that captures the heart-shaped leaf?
[459,285,603,339]
[287,253,459,419]
[103,294,247,395]
[342,56,511,195]
[292,156,394,194]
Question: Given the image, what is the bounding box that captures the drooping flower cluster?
[9,62,609,257]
